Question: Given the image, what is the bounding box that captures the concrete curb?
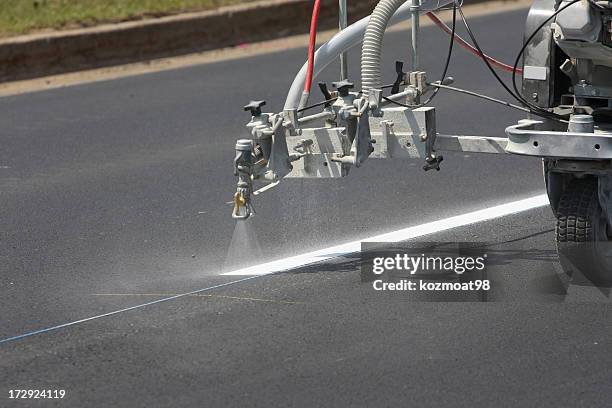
[0,0,509,83]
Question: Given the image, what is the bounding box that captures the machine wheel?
[556,177,612,284]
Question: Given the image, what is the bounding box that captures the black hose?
[511,0,580,118]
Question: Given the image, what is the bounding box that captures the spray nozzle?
[232,189,254,220]
[232,139,255,220]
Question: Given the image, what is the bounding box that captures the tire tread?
[556,178,597,243]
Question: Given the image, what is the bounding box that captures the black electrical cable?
[457,2,567,122]
[430,82,530,112]
[382,96,415,108]
[456,5,520,101]
[382,2,456,107]
[384,0,564,120]
[421,0,457,106]
[383,82,528,112]
[297,97,339,113]
[511,0,580,116]
[382,0,515,113]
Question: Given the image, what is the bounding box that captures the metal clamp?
[505,120,612,160]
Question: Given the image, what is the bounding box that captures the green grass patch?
[0,0,256,37]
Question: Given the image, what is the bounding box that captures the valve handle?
[243,100,266,116]
[391,60,405,95]
[423,155,444,172]
[332,80,354,97]
[318,82,333,107]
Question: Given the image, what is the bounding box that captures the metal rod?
[298,110,335,125]
[338,0,348,80]
[435,134,508,154]
[380,88,417,106]
[430,82,531,113]
[410,0,420,72]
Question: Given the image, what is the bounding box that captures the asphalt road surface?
[2,6,611,407]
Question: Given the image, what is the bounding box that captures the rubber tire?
[556,177,612,285]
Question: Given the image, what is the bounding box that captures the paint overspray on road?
[223,219,264,272]
[222,180,343,274]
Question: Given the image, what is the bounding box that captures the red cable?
[305,0,322,93]
[425,12,523,75]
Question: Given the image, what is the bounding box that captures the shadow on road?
[282,230,612,303]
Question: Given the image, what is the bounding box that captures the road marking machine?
[232,0,612,281]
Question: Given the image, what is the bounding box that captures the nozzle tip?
[232,191,254,220]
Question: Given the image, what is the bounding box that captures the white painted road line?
[223,194,550,276]
[0,194,549,344]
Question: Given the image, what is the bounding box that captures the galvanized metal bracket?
[369,106,435,159]
[434,134,508,154]
[285,127,349,178]
[505,119,612,159]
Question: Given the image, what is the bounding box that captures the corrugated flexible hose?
[361,0,409,93]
